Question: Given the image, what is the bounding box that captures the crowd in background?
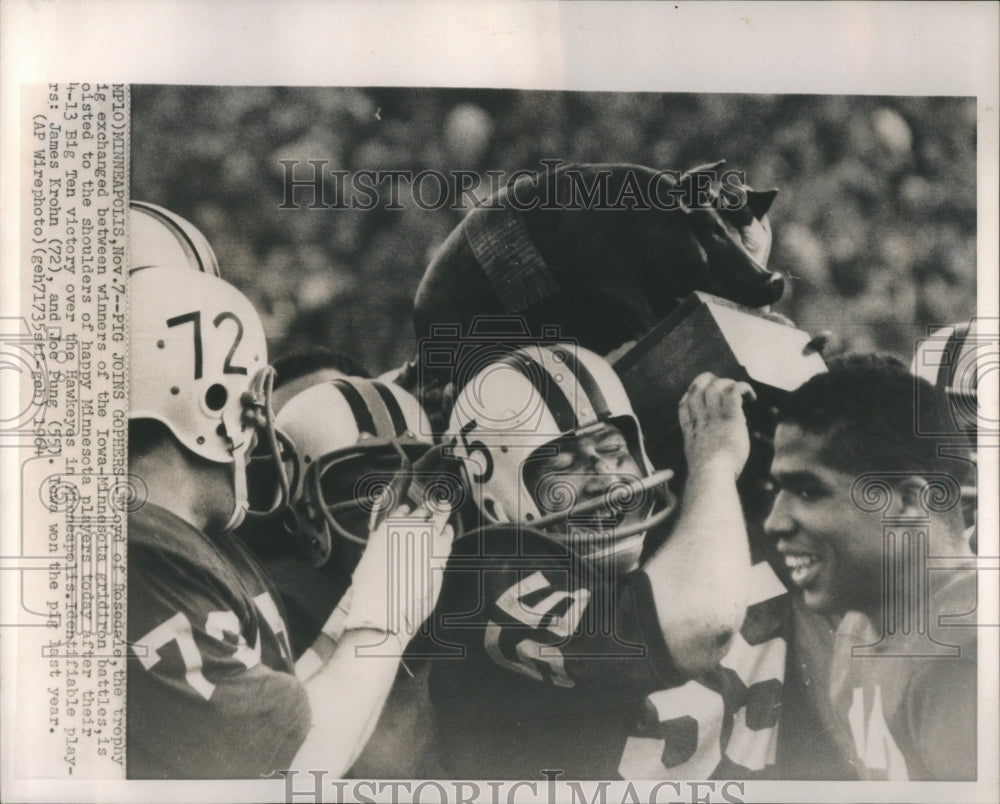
[131,88,977,373]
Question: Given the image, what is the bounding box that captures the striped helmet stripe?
[938,324,971,391]
[133,202,214,274]
[332,379,379,438]
[352,380,400,438]
[547,344,611,421]
[371,381,409,436]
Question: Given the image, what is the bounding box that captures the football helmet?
[129,265,288,531]
[130,201,222,276]
[276,378,436,567]
[911,320,981,434]
[447,343,675,569]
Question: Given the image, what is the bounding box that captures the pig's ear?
[746,189,778,220]
[681,159,726,177]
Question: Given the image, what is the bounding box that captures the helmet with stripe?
[911,320,981,434]
[130,201,221,276]
[447,343,673,570]
[276,378,434,566]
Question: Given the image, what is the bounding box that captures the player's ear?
[897,475,929,518]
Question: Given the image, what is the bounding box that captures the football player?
[428,343,792,779]
[268,377,450,777]
[126,203,452,778]
[266,378,437,655]
[766,354,977,780]
[240,347,375,651]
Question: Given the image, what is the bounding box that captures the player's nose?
[583,465,628,497]
[763,491,794,538]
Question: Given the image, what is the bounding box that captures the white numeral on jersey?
[253,592,294,663]
[847,685,909,779]
[205,610,262,670]
[495,571,590,637]
[485,572,591,687]
[134,612,216,700]
[485,622,575,687]
[620,681,725,778]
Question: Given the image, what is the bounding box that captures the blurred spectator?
[131,89,976,374]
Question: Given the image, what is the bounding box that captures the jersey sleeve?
[127,545,311,779]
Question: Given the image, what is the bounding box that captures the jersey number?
[135,612,216,699]
[166,310,247,379]
[485,571,590,688]
[459,419,493,483]
[847,685,909,779]
[133,594,293,699]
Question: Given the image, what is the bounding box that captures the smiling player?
[766,354,977,780]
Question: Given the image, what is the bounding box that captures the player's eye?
[793,484,825,502]
[597,438,626,456]
[548,453,577,472]
[771,475,826,502]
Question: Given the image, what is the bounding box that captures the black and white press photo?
[1,3,996,804]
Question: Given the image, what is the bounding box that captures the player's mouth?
[572,507,625,531]
[776,539,828,589]
[782,551,823,588]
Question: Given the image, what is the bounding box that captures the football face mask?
[276,378,435,567]
[448,343,676,570]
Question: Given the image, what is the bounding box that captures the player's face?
[316,448,407,542]
[765,424,884,617]
[524,423,645,544]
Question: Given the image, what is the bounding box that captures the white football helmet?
[276,378,436,567]
[129,265,288,531]
[911,320,982,434]
[447,343,674,569]
[130,201,221,276]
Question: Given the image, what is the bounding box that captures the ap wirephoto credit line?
[1,4,998,804]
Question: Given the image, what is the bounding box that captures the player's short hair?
[271,348,371,389]
[777,353,967,477]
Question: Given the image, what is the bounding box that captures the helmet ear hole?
[205,383,228,411]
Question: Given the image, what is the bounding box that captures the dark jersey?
[127,503,310,779]
[828,570,977,781]
[256,552,352,659]
[428,526,791,779]
[772,596,857,780]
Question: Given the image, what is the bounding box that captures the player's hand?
[678,372,755,479]
[342,501,454,643]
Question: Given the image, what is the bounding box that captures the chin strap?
[222,452,251,532]
[580,532,647,574]
[220,366,291,533]
[241,366,292,520]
